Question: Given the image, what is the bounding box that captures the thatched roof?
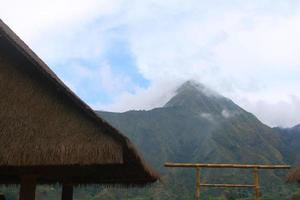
[0,19,159,186]
[287,166,300,183]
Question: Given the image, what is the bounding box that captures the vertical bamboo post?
[0,194,6,200]
[196,167,201,200]
[253,168,260,200]
[19,175,37,200]
[62,184,73,200]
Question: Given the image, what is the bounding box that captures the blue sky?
[1,0,300,127]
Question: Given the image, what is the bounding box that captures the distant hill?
[276,124,300,165]
[97,80,297,199]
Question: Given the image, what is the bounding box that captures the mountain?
[276,124,300,165]
[96,80,296,199]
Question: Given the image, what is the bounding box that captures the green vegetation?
[289,188,300,200]
[0,185,300,199]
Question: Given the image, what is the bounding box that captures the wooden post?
[253,168,260,200]
[19,175,37,200]
[196,167,201,200]
[62,184,73,200]
[0,194,6,200]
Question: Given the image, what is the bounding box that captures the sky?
[1,0,300,127]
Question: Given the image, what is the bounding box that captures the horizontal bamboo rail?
[164,162,290,169]
[200,183,255,188]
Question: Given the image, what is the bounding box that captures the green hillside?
[276,124,300,165]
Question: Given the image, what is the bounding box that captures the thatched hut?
[0,19,158,200]
[287,166,300,183]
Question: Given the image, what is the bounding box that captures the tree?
[289,189,300,200]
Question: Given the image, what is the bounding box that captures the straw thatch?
[0,19,159,186]
[287,166,300,183]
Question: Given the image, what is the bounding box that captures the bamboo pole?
[165,163,290,169]
[196,168,200,200]
[253,168,260,200]
[0,194,6,200]
[62,184,73,200]
[19,175,37,200]
[200,184,255,188]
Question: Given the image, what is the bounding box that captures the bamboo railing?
[164,163,290,200]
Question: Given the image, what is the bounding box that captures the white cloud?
[221,110,231,119]
[0,0,122,40]
[236,94,300,128]
[94,79,179,112]
[200,113,214,122]
[213,14,300,76]
[98,64,134,94]
[126,1,300,90]
[0,0,124,65]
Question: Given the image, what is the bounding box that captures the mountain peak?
[164,80,242,115]
[176,80,219,97]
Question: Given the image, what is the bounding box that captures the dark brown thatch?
[0,19,159,186]
[287,166,300,183]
